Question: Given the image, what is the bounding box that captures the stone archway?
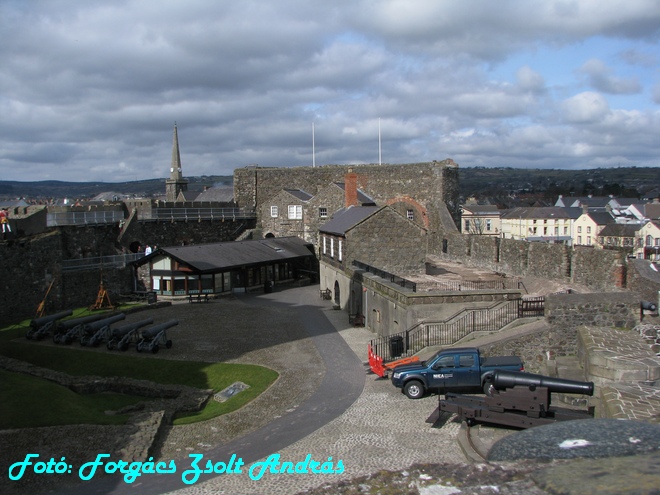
[334,280,340,307]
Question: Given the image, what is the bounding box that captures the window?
[407,209,414,220]
[435,356,455,369]
[543,227,547,235]
[578,226,582,233]
[319,207,327,218]
[338,240,343,262]
[323,236,327,254]
[587,226,591,234]
[587,236,592,246]
[459,355,475,368]
[288,205,302,219]
[330,237,334,258]
[270,206,278,218]
[646,235,653,246]
[564,227,568,235]
[464,220,470,231]
[578,236,582,244]
[555,227,559,235]
[486,219,491,231]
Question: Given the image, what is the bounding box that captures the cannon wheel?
[151,344,159,354]
[165,340,172,349]
[80,336,90,347]
[119,341,129,351]
[403,380,425,399]
[136,340,144,353]
[107,339,117,351]
[52,333,62,344]
[26,329,36,340]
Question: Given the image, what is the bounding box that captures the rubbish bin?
[147,292,157,304]
[389,335,404,358]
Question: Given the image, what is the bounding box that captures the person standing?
[0,208,11,239]
[144,245,152,255]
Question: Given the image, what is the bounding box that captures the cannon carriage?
[438,370,595,429]
[79,313,126,347]
[106,318,154,351]
[26,310,73,340]
[52,313,114,344]
[136,319,178,354]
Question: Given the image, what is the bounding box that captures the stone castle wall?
[233,161,460,234]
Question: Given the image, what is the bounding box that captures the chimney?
[345,171,358,208]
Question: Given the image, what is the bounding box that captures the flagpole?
[312,122,316,168]
[378,118,382,165]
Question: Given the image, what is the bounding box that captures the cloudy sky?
[2,1,659,183]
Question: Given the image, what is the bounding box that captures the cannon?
[26,310,73,340]
[641,301,658,312]
[438,370,595,429]
[136,319,178,354]
[79,313,126,347]
[52,313,113,344]
[107,318,154,351]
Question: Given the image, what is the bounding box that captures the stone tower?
[165,123,188,202]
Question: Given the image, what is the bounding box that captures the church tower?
[165,123,189,202]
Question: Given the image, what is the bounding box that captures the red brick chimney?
[345,171,358,208]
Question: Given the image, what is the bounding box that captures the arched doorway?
[334,280,340,307]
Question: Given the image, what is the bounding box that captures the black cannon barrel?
[112,318,154,337]
[58,313,112,331]
[30,310,73,328]
[641,301,657,311]
[141,319,179,339]
[491,370,594,396]
[83,313,126,332]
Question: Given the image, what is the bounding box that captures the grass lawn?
[0,311,279,428]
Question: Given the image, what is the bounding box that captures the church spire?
[170,122,183,180]
[165,123,188,202]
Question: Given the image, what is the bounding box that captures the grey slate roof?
[137,237,314,273]
[193,186,235,203]
[598,223,641,237]
[333,182,376,205]
[319,205,382,236]
[501,206,582,220]
[586,211,615,225]
[461,205,500,214]
[284,189,313,202]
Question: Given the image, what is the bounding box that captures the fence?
[417,279,522,292]
[352,260,417,292]
[61,253,144,272]
[47,210,124,227]
[369,298,536,362]
[147,207,255,221]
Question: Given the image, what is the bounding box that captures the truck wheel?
[403,380,425,399]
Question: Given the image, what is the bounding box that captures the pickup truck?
[390,347,524,399]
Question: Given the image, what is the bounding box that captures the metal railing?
[352,260,417,292]
[417,279,522,292]
[147,207,255,221]
[369,299,524,361]
[61,253,144,272]
[47,211,124,227]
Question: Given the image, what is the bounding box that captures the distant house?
[134,236,316,297]
[573,211,614,247]
[500,207,579,243]
[637,221,660,260]
[598,223,641,250]
[460,205,501,236]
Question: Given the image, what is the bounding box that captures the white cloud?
[0,0,659,183]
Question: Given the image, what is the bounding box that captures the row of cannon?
[27,311,177,354]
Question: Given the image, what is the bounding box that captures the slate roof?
[284,189,313,202]
[193,186,235,203]
[501,206,582,220]
[598,223,642,237]
[333,182,376,205]
[585,211,615,225]
[319,205,382,236]
[461,205,500,214]
[135,237,314,273]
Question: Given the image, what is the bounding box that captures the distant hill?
[0,176,232,200]
[0,167,657,203]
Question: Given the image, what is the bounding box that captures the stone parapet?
[577,326,660,386]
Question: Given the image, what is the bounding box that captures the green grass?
[0,316,279,428]
[0,370,145,428]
